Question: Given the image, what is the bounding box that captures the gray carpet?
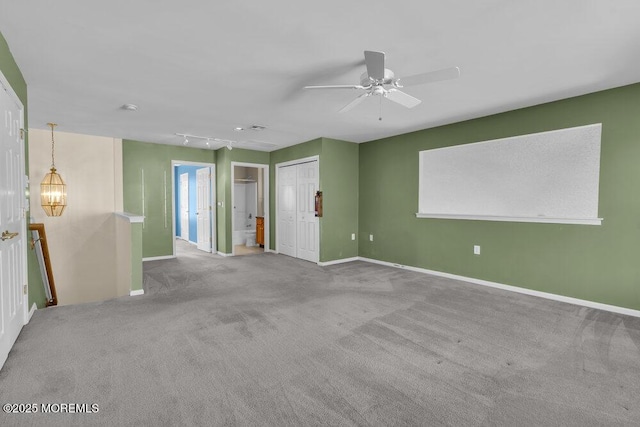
[1,240,639,426]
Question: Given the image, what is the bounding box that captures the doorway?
[171,161,216,257]
[276,156,319,263]
[231,162,269,256]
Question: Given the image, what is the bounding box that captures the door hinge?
[20,128,25,140]
[23,284,28,295]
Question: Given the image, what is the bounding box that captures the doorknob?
[1,230,19,241]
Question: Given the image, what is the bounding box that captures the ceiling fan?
[304,51,460,118]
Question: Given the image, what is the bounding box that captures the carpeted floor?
[1,240,639,426]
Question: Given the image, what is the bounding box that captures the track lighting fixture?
[175,133,237,150]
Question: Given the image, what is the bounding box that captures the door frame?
[170,160,216,256]
[231,161,270,256]
[275,155,320,261]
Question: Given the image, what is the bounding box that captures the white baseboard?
[28,303,37,322]
[142,255,176,262]
[217,252,233,257]
[318,257,359,267]
[130,289,144,296]
[358,257,640,318]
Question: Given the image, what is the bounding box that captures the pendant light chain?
[49,123,57,169]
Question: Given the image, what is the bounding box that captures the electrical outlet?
[474,245,481,255]
[351,233,356,240]
[369,234,374,242]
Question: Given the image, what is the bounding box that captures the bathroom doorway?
[231,162,269,256]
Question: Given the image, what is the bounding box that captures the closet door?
[277,160,319,262]
[277,165,297,257]
[296,161,318,263]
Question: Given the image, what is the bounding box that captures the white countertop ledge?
[115,212,145,223]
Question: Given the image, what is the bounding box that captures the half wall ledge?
[115,212,144,297]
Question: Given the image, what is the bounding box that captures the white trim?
[275,155,320,261]
[358,257,640,318]
[171,160,217,257]
[27,303,37,322]
[318,257,359,267]
[415,213,603,225]
[265,248,277,254]
[275,155,319,169]
[115,212,145,223]
[231,161,270,256]
[0,68,24,109]
[217,251,233,257]
[142,255,176,262]
[130,289,145,296]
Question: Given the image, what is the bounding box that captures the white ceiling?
[2,1,640,151]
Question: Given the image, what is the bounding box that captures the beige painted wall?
[29,128,124,305]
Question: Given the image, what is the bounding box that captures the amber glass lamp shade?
[40,167,67,216]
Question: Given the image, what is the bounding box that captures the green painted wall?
[215,148,229,253]
[130,223,143,292]
[359,83,640,311]
[122,140,215,258]
[1,31,47,309]
[319,138,359,261]
[215,147,270,254]
[269,138,359,262]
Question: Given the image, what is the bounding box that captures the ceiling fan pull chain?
[379,95,383,121]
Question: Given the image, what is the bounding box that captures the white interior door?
[196,167,211,252]
[277,165,297,257]
[277,160,319,262]
[296,161,319,263]
[179,173,189,241]
[0,76,26,370]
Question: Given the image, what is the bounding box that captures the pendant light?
[40,123,67,216]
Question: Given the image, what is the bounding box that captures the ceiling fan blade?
[339,93,369,113]
[386,89,422,108]
[304,84,365,90]
[398,66,460,87]
[364,51,385,81]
